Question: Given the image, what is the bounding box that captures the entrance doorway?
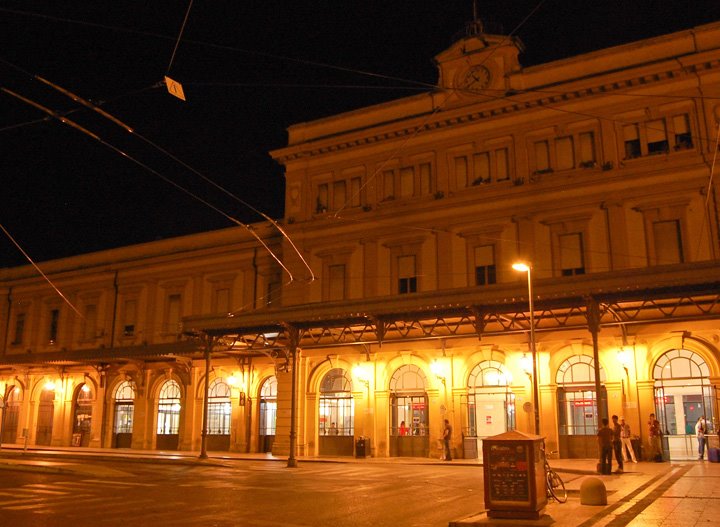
[113,380,135,448]
[556,355,607,458]
[206,379,231,451]
[259,376,277,453]
[653,349,716,460]
[36,387,55,446]
[72,383,93,446]
[156,380,181,450]
[318,368,354,456]
[2,385,21,444]
[389,364,429,457]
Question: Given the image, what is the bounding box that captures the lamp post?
[512,262,541,435]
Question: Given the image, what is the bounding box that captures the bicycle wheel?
[546,468,567,503]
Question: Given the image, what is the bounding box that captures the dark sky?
[2,1,719,268]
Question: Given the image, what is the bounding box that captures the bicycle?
[543,445,567,503]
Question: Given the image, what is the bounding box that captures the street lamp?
[512,261,541,435]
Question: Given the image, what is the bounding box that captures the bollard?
[580,477,607,505]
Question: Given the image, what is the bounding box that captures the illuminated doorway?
[156,380,181,450]
[2,385,21,444]
[463,361,515,459]
[113,381,135,448]
[72,383,93,446]
[259,376,277,453]
[556,355,607,458]
[390,364,429,457]
[36,387,55,446]
[653,349,716,460]
[206,379,231,451]
[318,368,354,456]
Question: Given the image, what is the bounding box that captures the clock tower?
[434,16,523,97]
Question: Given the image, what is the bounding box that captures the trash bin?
[355,437,368,458]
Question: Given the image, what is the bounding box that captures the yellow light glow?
[352,364,370,384]
[512,262,530,272]
[227,374,240,387]
[617,348,631,367]
[520,354,533,375]
[44,380,56,391]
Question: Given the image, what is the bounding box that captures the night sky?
[2,1,719,268]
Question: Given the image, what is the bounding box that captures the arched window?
[114,381,136,438]
[207,379,231,435]
[556,355,607,457]
[259,376,278,453]
[653,349,714,442]
[389,364,429,458]
[319,368,353,436]
[465,361,515,438]
[157,380,181,435]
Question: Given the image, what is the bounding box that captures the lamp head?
[512,262,531,272]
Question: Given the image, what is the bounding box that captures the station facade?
[1,21,720,461]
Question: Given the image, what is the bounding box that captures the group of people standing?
[599,413,710,473]
[597,415,636,474]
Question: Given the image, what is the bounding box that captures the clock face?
[460,65,491,92]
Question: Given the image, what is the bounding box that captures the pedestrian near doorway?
[597,417,613,475]
[696,416,707,460]
[619,417,637,463]
[611,415,624,473]
[442,419,452,461]
[648,413,663,462]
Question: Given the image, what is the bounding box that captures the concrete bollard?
[580,477,607,505]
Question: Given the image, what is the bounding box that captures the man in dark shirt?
[597,417,613,475]
[611,415,624,473]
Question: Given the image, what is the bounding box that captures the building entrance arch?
[556,355,607,458]
[113,380,135,448]
[72,383,93,446]
[1,385,22,444]
[318,368,354,456]
[206,379,231,451]
[259,376,277,453]
[653,348,716,460]
[36,387,55,446]
[390,364,429,457]
[156,380,181,450]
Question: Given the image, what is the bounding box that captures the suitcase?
[709,448,720,463]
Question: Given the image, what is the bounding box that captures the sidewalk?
[1,444,718,526]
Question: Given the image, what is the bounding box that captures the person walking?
[597,417,613,475]
[611,415,624,473]
[620,417,637,463]
[648,413,663,462]
[442,419,453,461]
[696,416,707,460]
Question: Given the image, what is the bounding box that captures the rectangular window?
[83,304,98,340]
[623,124,641,159]
[473,152,490,184]
[653,220,683,264]
[419,163,432,195]
[646,119,668,155]
[350,177,362,207]
[454,156,468,188]
[48,308,60,343]
[474,245,496,286]
[214,288,230,314]
[534,140,550,171]
[559,233,585,276]
[166,294,182,333]
[672,114,693,149]
[397,255,417,294]
[556,136,575,170]
[12,313,25,345]
[383,170,395,199]
[123,299,137,336]
[332,180,346,210]
[495,148,509,181]
[400,167,414,198]
[579,132,596,164]
[328,264,346,301]
[317,183,329,213]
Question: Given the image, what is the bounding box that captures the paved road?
[0,458,486,527]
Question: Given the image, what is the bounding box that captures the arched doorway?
[113,380,135,448]
[72,383,93,446]
[156,379,181,450]
[2,385,21,444]
[463,361,515,459]
[36,386,56,446]
[318,368,354,456]
[390,364,429,457]
[653,349,716,460]
[556,355,607,458]
[259,376,277,453]
[207,379,231,451]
